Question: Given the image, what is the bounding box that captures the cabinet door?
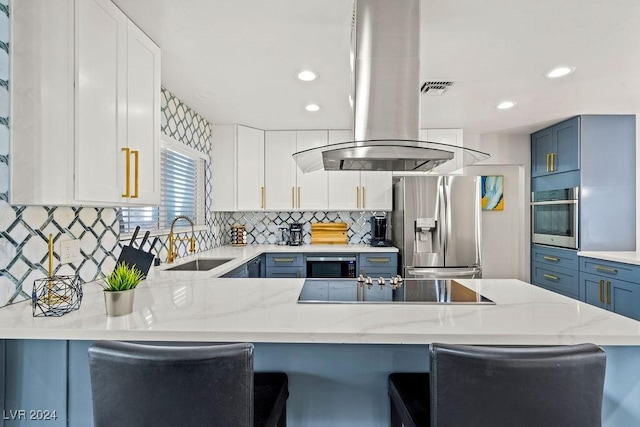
[126,20,161,205]
[328,130,361,210]
[579,272,608,309]
[608,278,640,321]
[237,126,265,211]
[265,131,298,210]
[211,125,237,211]
[296,131,329,210]
[531,128,552,177]
[75,0,128,203]
[552,117,579,174]
[361,172,392,210]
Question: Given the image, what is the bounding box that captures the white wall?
[464,133,530,281]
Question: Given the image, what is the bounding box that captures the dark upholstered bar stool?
[389,343,606,427]
[88,341,288,427]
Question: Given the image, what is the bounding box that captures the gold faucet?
[167,215,196,263]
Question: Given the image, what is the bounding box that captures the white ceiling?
[113,0,640,135]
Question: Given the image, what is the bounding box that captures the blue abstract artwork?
[481,175,504,211]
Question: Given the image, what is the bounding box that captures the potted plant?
[101,262,146,316]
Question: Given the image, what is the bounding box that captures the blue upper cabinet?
[531,117,579,177]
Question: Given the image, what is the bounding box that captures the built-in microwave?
[306,256,357,278]
[531,187,579,249]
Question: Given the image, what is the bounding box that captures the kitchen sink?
[166,258,234,271]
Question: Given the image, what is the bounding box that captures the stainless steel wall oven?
[531,187,579,249]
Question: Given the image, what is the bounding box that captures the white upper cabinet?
[10,0,161,206]
[264,131,297,210]
[327,130,392,211]
[264,130,329,211]
[237,126,265,211]
[295,131,328,210]
[211,124,265,211]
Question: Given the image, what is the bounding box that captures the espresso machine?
[288,223,303,246]
[369,214,392,247]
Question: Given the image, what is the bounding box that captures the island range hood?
[293,0,489,173]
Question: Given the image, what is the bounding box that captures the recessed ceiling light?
[546,66,575,78]
[497,101,516,110]
[305,104,321,112]
[297,70,317,81]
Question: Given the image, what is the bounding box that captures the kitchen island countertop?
[0,274,638,345]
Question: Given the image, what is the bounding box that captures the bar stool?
[88,341,288,427]
[389,343,606,427]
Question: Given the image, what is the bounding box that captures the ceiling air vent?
[420,81,454,96]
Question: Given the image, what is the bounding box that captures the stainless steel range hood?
[293,0,489,173]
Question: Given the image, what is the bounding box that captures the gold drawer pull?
[291,187,295,209]
[362,186,366,209]
[546,153,551,172]
[131,150,139,198]
[606,281,611,304]
[550,152,556,172]
[368,258,390,263]
[543,273,559,281]
[594,265,617,274]
[356,187,360,209]
[273,258,295,263]
[543,256,559,262]
[261,186,265,209]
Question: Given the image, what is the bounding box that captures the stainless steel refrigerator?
[392,176,482,279]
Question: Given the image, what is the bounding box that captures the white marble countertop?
[154,243,399,278]
[1,274,639,345]
[577,251,640,266]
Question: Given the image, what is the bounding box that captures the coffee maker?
[369,214,392,247]
[288,223,303,246]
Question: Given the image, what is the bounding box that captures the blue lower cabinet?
[531,262,579,298]
[222,264,248,278]
[265,254,305,278]
[580,271,640,321]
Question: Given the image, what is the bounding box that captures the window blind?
[119,146,205,233]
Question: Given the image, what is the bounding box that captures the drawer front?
[265,266,305,278]
[532,263,579,297]
[359,253,398,269]
[532,245,578,270]
[266,253,304,267]
[579,257,640,283]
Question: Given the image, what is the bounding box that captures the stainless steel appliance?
[306,256,357,278]
[370,214,392,247]
[288,223,303,246]
[392,176,482,279]
[531,187,579,249]
[297,278,494,304]
[277,227,289,246]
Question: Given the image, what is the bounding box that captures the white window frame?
[120,135,208,240]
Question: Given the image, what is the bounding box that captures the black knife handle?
[140,231,151,249]
[129,226,141,246]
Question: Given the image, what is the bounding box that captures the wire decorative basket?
[32,275,82,317]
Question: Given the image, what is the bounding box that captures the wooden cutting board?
[311,222,348,244]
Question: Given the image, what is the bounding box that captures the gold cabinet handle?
[551,152,556,172]
[606,281,611,304]
[362,186,366,209]
[356,186,360,209]
[297,187,301,209]
[543,256,559,262]
[291,187,295,209]
[273,258,294,263]
[546,153,550,172]
[131,150,139,198]
[121,147,131,197]
[368,258,390,264]
[543,273,559,281]
[595,265,618,274]
[598,280,604,303]
[261,186,265,209]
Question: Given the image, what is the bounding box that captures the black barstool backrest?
[88,341,254,427]
[429,343,606,427]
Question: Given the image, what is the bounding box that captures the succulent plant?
[102,262,146,292]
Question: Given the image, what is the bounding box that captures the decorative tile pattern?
[226,211,378,245]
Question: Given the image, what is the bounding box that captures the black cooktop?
[297,278,495,304]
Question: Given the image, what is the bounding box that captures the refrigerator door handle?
[444,177,452,254]
[405,267,482,279]
[437,177,447,253]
